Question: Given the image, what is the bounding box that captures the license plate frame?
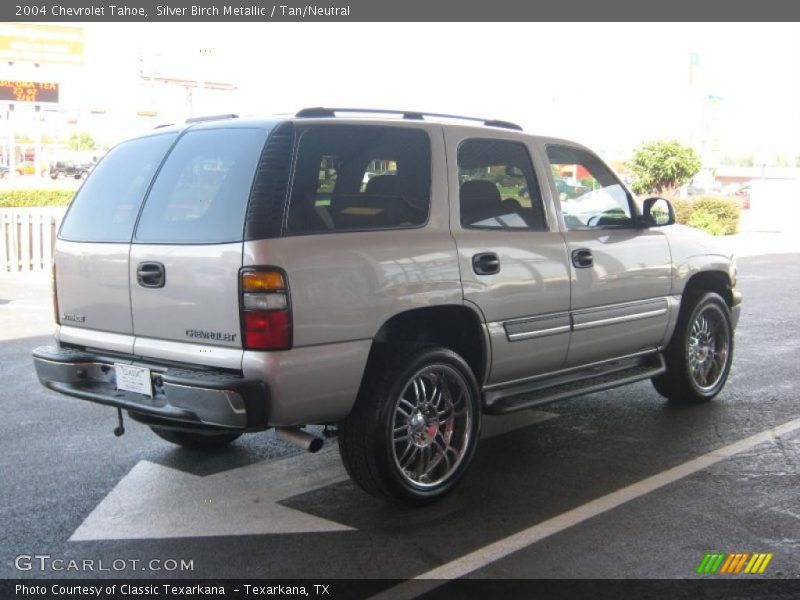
[114,363,153,397]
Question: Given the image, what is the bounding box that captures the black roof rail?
[185,113,239,124]
[154,123,174,129]
[295,107,523,131]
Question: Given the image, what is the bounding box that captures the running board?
[483,354,666,415]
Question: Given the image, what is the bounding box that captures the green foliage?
[772,155,790,168]
[0,189,74,208]
[671,198,693,224]
[721,153,754,167]
[671,196,739,236]
[68,132,96,151]
[688,210,727,236]
[629,140,701,196]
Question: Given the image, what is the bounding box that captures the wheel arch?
[365,304,489,386]
[682,269,734,308]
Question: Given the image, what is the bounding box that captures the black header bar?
[3,0,800,22]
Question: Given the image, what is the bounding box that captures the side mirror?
[642,197,675,227]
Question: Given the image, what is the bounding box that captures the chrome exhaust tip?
[275,427,324,453]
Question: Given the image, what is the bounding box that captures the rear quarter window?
[134,128,267,244]
[59,133,177,243]
[286,125,431,235]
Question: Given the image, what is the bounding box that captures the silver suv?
[33,108,741,504]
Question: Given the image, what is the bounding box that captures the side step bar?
[483,354,666,415]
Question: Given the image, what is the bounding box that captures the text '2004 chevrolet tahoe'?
[33,108,741,504]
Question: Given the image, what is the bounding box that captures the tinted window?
[546,145,633,230]
[286,125,430,234]
[458,139,546,230]
[59,133,176,242]
[135,128,267,244]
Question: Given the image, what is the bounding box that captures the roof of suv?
[149,108,528,137]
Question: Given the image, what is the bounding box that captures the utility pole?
[7,104,16,178]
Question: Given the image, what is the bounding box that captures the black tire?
[338,344,481,505]
[652,291,734,403]
[150,426,241,449]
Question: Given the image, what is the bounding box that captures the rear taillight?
[52,262,60,325]
[240,269,291,350]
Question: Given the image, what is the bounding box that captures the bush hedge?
[0,189,74,208]
[670,196,740,236]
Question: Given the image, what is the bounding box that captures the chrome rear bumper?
[32,346,267,431]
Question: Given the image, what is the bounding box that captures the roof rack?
[185,113,239,124]
[295,107,523,131]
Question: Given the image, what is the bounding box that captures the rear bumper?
[32,346,267,431]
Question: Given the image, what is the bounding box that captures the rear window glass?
[59,133,176,243]
[286,125,431,234]
[134,128,267,244]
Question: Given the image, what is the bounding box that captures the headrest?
[460,179,501,218]
[364,174,399,196]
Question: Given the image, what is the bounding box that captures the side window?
[546,145,633,230]
[59,133,177,243]
[135,128,267,244]
[286,126,430,234]
[458,139,546,230]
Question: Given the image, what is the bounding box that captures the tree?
[628,140,701,197]
[68,132,96,151]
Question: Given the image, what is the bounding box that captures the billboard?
[0,81,59,103]
[0,24,83,65]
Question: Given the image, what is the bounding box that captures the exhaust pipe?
[275,427,324,453]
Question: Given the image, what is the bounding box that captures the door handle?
[571,248,593,269]
[136,262,166,288]
[473,252,501,275]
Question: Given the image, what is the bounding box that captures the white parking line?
[372,416,800,600]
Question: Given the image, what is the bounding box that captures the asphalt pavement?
[0,252,798,587]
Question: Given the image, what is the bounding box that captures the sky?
[6,22,800,162]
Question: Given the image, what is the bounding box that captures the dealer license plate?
[114,363,153,397]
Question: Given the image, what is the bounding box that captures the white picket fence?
[0,207,68,274]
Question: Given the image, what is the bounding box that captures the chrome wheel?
[687,306,730,391]
[391,364,473,489]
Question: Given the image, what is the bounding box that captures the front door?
[543,143,672,367]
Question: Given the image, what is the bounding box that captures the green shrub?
[669,196,739,235]
[670,198,693,225]
[688,210,727,236]
[0,189,74,208]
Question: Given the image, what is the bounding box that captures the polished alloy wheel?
[391,364,473,489]
[687,306,730,391]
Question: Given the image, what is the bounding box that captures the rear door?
[55,132,177,353]
[129,126,269,368]
[444,129,572,386]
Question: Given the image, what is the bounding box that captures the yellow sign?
[0,24,84,65]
